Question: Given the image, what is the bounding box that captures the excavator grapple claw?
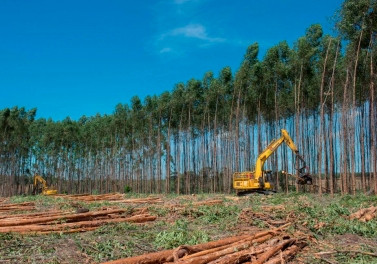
[297,174,313,185]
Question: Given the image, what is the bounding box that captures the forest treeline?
[0,0,376,196]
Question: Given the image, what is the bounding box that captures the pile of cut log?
[110,197,163,204]
[350,206,377,222]
[0,202,35,212]
[166,199,224,210]
[55,193,125,202]
[55,193,164,204]
[102,224,307,264]
[0,208,156,234]
[191,199,223,206]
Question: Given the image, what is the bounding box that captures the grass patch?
[291,194,377,237]
[154,219,209,249]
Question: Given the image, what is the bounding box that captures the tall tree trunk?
[295,64,303,192]
[329,40,339,196]
[350,30,363,195]
[165,111,172,194]
[370,47,377,193]
[235,88,241,172]
[360,105,366,193]
[341,69,350,195]
[318,38,332,195]
[274,80,279,192]
[157,115,161,193]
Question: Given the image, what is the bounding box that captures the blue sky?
[0,0,343,120]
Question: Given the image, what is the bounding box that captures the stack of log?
[192,200,223,207]
[110,197,164,204]
[61,193,125,202]
[167,199,224,210]
[350,206,377,222]
[55,193,164,204]
[102,224,307,264]
[0,202,35,212]
[0,208,156,234]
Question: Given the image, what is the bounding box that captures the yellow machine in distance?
[233,129,312,194]
[33,174,58,195]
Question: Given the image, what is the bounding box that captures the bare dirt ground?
[0,193,376,264]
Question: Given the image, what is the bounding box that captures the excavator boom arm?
[254,129,300,177]
[33,174,58,195]
[34,175,48,189]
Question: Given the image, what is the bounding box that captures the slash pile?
[101,225,307,264]
[0,208,156,234]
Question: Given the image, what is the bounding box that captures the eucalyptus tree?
[129,96,145,192]
[336,0,377,48]
[0,107,36,194]
[184,78,203,194]
[113,103,132,188]
[233,43,259,172]
[158,91,173,193]
[170,83,186,194]
[217,66,233,192]
[336,0,377,193]
[262,41,292,190]
[290,25,323,191]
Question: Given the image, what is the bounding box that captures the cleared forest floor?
[0,193,377,264]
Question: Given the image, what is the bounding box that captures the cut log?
[101,234,252,264]
[0,214,156,234]
[252,239,296,264]
[0,202,35,208]
[264,245,300,264]
[350,206,377,222]
[175,235,274,264]
[0,206,35,212]
[110,198,163,204]
[0,208,126,227]
[101,225,290,264]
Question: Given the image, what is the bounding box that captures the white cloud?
[162,24,225,43]
[174,0,191,4]
[159,47,173,53]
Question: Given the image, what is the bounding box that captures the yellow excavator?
[233,129,312,195]
[33,174,58,195]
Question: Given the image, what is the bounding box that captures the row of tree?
[0,0,376,196]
